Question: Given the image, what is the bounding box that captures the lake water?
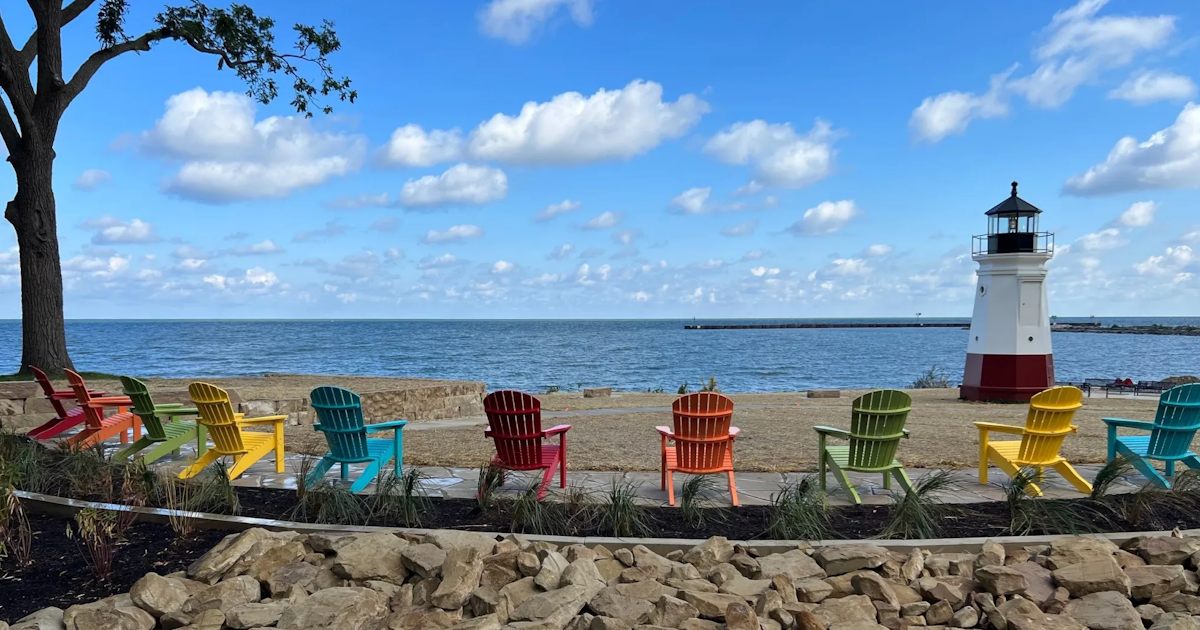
[0,318,1197,392]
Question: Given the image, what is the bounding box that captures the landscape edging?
[17,489,1195,556]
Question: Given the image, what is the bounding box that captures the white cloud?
[1134,245,1194,275]
[73,169,111,191]
[468,80,707,165]
[294,220,349,243]
[911,0,1176,143]
[62,254,130,279]
[612,229,640,246]
[228,239,283,255]
[631,291,651,302]
[423,224,484,244]
[143,88,365,203]
[172,245,210,259]
[786,200,860,236]
[175,258,210,273]
[536,199,582,221]
[863,244,894,257]
[380,124,464,167]
[400,163,508,208]
[548,244,575,260]
[827,258,872,276]
[203,267,278,291]
[1076,227,1125,251]
[385,248,404,261]
[733,181,764,197]
[1116,200,1157,227]
[704,119,839,188]
[337,293,358,304]
[1064,103,1200,195]
[419,253,461,269]
[1109,70,1198,105]
[492,260,515,274]
[721,220,758,237]
[323,192,392,210]
[245,267,277,286]
[742,249,767,261]
[750,266,780,277]
[909,68,1014,143]
[669,187,712,214]
[478,0,594,44]
[1183,229,1200,243]
[83,216,160,244]
[523,272,565,286]
[583,211,621,230]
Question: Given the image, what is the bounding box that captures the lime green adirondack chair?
[814,389,915,504]
[112,376,206,464]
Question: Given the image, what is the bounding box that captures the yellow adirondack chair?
[178,382,286,480]
[975,385,1091,496]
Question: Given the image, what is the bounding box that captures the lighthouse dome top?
[985,181,1042,216]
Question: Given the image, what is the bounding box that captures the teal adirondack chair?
[1103,384,1200,488]
[814,389,915,504]
[112,376,206,464]
[305,386,408,492]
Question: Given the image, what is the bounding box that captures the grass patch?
[680,475,729,530]
[1003,468,1106,536]
[372,467,430,528]
[192,461,241,515]
[598,479,650,537]
[879,470,956,539]
[510,484,561,535]
[767,476,829,541]
[476,463,504,511]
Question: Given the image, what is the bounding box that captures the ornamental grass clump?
[159,474,201,541]
[0,485,32,569]
[767,476,829,541]
[193,460,241,515]
[476,463,504,511]
[510,484,562,535]
[67,507,123,580]
[879,470,956,539]
[598,479,650,538]
[680,474,728,530]
[372,466,430,528]
[1003,468,1106,536]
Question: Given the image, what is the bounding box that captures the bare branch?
[18,0,99,67]
[60,29,161,108]
[0,97,20,152]
[0,10,37,128]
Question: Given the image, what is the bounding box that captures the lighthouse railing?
[972,232,1054,256]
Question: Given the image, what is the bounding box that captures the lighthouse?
[961,182,1056,402]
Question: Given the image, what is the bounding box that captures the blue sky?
[2,0,1199,318]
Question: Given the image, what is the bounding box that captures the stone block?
[807,390,841,399]
[584,388,613,398]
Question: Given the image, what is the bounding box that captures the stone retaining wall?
[0,379,486,430]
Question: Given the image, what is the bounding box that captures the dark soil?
[0,514,227,623]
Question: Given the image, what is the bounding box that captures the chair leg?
[143,437,190,465]
[305,456,338,489]
[1121,447,1169,489]
[818,450,828,493]
[666,470,675,506]
[883,472,892,490]
[229,444,272,480]
[978,432,989,485]
[1182,455,1200,474]
[351,459,383,493]
[341,463,349,480]
[538,462,557,501]
[827,458,860,505]
[1166,460,1177,478]
[892,467,916,496]
[1051,460,1093,494]
[727,470,739,507]
[179,450,221,479]
[113,437,154,461]
[274,424,285,474]
[989,449,1043,497]
[559,434,567,488]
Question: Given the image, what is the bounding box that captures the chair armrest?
[813,426,851,440]
[366,420,408,433]
[656,426,674,437]
[1101,417,1156,431]
[1068,425,1080,434]
[159,406,199,417]
[729,426,741,439]
[155,403,185,408]
[902,428,911,438]
[238,414,288,425]
[543,424,571,436]
[974,422,1024,435]
[87,395,132,408]
[484,426,492,437]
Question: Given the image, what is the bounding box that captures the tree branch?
[18,0,99,68]
[0,97,20,152]
[61,28,162,108]
[0,10,37,130]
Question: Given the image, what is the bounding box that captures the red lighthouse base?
[961,353,1055,402]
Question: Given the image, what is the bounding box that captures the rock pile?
[7,529,1200,630]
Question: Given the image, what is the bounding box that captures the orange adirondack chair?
[63,369,140,448]
[26,366,104,440]
[657,392,740,506]
[484,390,570,500]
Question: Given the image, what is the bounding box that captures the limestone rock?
[634,546,679,582]
[404,544,449,579]
[724,602,758,630]
[277,587,390,630]
[9,608,65,630]
[188,576,261,614]
[901,603,930,617]
[926,554,975,579]
[224,601,289,629]
[518,552,542,577]
[1006,563,1055,606]
[1060,591,1140,630]
[997,598,1041,621]
[1137,538,1200,566]
[68,607,155,630]
[950,605,978,628]
[1005,613,1086,630]
[813,595,876,628]
[719,576,772,599]
[565,545,600,563]
[588,589,655,625]
[813,545,890,577]
[267,562,320,598]
[796,579,834,603]
[668,579,719,594]
[1044,538,1118,571]
[425,530,497,556]
[433,548,486,611]
[684,538,735,573]
[1137,604,1165,625]
[247,541,307,584]
[331,532,409,582]
[652,595,699,628]
[901,550,926,584]
[615,549,635,567]
[758,550,827,582]
[975,566,1027,597]
[915,580,965,610]
[1150,592,1200,615]
[482,562,522,592]
[794,610,825,630]
[975,541,1006,570]
[679,620,726,630]
[1126,565,1187,601]
[597,559,626,584]
[591,617,632,630]
[187,529,301,585]
[1150,613,1200,630]
[563,558,608,590]
[450,614,503,630]
[925,601,953,626]
[130,573,191,618]
[682,592,745,620]
[384,607,458,630]
[537,551,571,591]
[512,585,598,629]
[853,572,899,607]
[1051,557,1130,598]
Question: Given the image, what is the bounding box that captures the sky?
[2,0,1199,319]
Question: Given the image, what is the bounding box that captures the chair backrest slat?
[64,369,106,430]
[485,390,543,468]
[120,376,167,439]
[29,366,69,419]
[1018,386,1083,462]
[1146,384,1200,458]
[848,389,911,468]
[189,382,246,453]
[672,392,734,472]
[311,386,370,460]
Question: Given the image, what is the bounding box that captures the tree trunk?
[5,146,74,375]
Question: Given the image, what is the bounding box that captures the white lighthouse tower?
[961,182,1056,402]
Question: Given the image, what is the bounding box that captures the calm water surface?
[0,318,1196,392]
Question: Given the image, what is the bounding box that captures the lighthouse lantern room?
[961,182,1056,402]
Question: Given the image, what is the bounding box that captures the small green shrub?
[880,470,956,539]
[0,486,32,569]
[700,377,720,393]
[677,383,690,395]
[680,475,728,529]
[314,485,371,525]
[767,477,829,541]
[598,479,650,537]
[911,367,952,389]
[372,467,430,528]
[509,484,561,535]
[476,463,504,511]
[158,474,200,541]
[67,507,123,580]
[193,461,241,515]
[1004,468,1105,536]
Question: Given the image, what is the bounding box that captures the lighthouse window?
[1008,217,1019,232]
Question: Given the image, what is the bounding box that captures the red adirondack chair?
[484,390,570,500]
[657,392,740,506]
[63,369,140,448]
[26,366,104,440]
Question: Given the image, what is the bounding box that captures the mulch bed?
[0,514,227,622]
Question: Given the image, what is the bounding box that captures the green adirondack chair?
[112,376,206,464]
[1103,384,1200,488]
[305,386,408,492]
[814,389,915,504]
